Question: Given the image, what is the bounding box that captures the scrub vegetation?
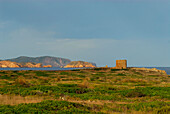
[0,68,169,113]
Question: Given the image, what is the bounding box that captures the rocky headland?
[6,56,71,67]
[64,61,96,68]
[0,61,22,68]
[43,65,52,68]
[0,61,43,68]
[131,67,167,75]
[0,56,97,68]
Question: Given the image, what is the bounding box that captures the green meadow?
[0,68,169,113]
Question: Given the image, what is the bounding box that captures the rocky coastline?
[0,61,50,68]
[64,61,96,68]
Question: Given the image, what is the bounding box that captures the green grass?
[120,101,170,112]
[0,75,11,79]
[0,100,94,113]
[35,71,50,77]
[116,73,126,76]
[0,69,169,113]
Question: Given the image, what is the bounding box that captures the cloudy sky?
[0,0,170,67]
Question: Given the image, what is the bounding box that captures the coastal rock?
[22,63,42,68]
[6,56,71,67]
[43,65,52,68]
[64,61,96,68]
[131,67,167,75]
[0,61,22,68]
[0,61,43,68]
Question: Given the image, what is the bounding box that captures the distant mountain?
[6,56,71,67]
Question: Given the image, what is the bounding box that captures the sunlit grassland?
[0,68,169,113]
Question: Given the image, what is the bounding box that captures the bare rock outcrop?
[64,61,96,68]
[43,65,52,68]
[131,67,167,75]
[22,63,42,68]
[0,61,42,68]
[0,61,22,68]
[7,56,71,67]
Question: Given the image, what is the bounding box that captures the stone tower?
[116,60,127,69]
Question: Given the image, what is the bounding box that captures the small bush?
[0,75,11,79]
[155,106,170,114]
[38,76,49,84]
[117,73,126,76]
[94,68,102,71]
[0,100,92,113]
[53,76,61,82]
[121,101,170,112]
[79,79,89,88]
[60,72,70,75]
[35,71,49,77]
[111,69,121,71]
[71,69,80,71]
[15,76,28,86]
[125,90,146,98]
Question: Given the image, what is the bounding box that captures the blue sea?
[0,67,170,75]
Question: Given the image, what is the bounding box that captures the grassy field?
[0,68,170,113]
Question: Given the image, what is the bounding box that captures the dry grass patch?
[122,78,147,83]
[0,95,51,105]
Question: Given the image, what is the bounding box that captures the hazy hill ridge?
[6,56,71,67]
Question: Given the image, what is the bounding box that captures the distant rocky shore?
[0,56,97,68]
[64,61,96,68]
[0,61,48,68]
[131,67,167,75]
[6,56,71,67]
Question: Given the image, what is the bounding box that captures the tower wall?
[116,60,127,69]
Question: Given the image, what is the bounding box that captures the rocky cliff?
[0,61,43,68]
[21,62,42,68]
[43,65,52,68]
[6,56,71,67]
[64,61,96,68]
[0,61,22,68]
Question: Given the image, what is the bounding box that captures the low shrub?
[94,68,103,71]
[119,87,170,99]
[71,69,80,71]
[38,76,50,84]
[154,106,170,114]
[35,71,49,77]
[15,76,29,86]
[59,72,70,75]
[53,76,61,82]
[0,100,92,113]
[121,101,170,112]
[117,73,126,76]
[111,69,121,71]
[0,75,11,79]
[79,79,89,88]
[125,90,146,98]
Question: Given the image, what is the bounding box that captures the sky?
[0,0,170,67]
